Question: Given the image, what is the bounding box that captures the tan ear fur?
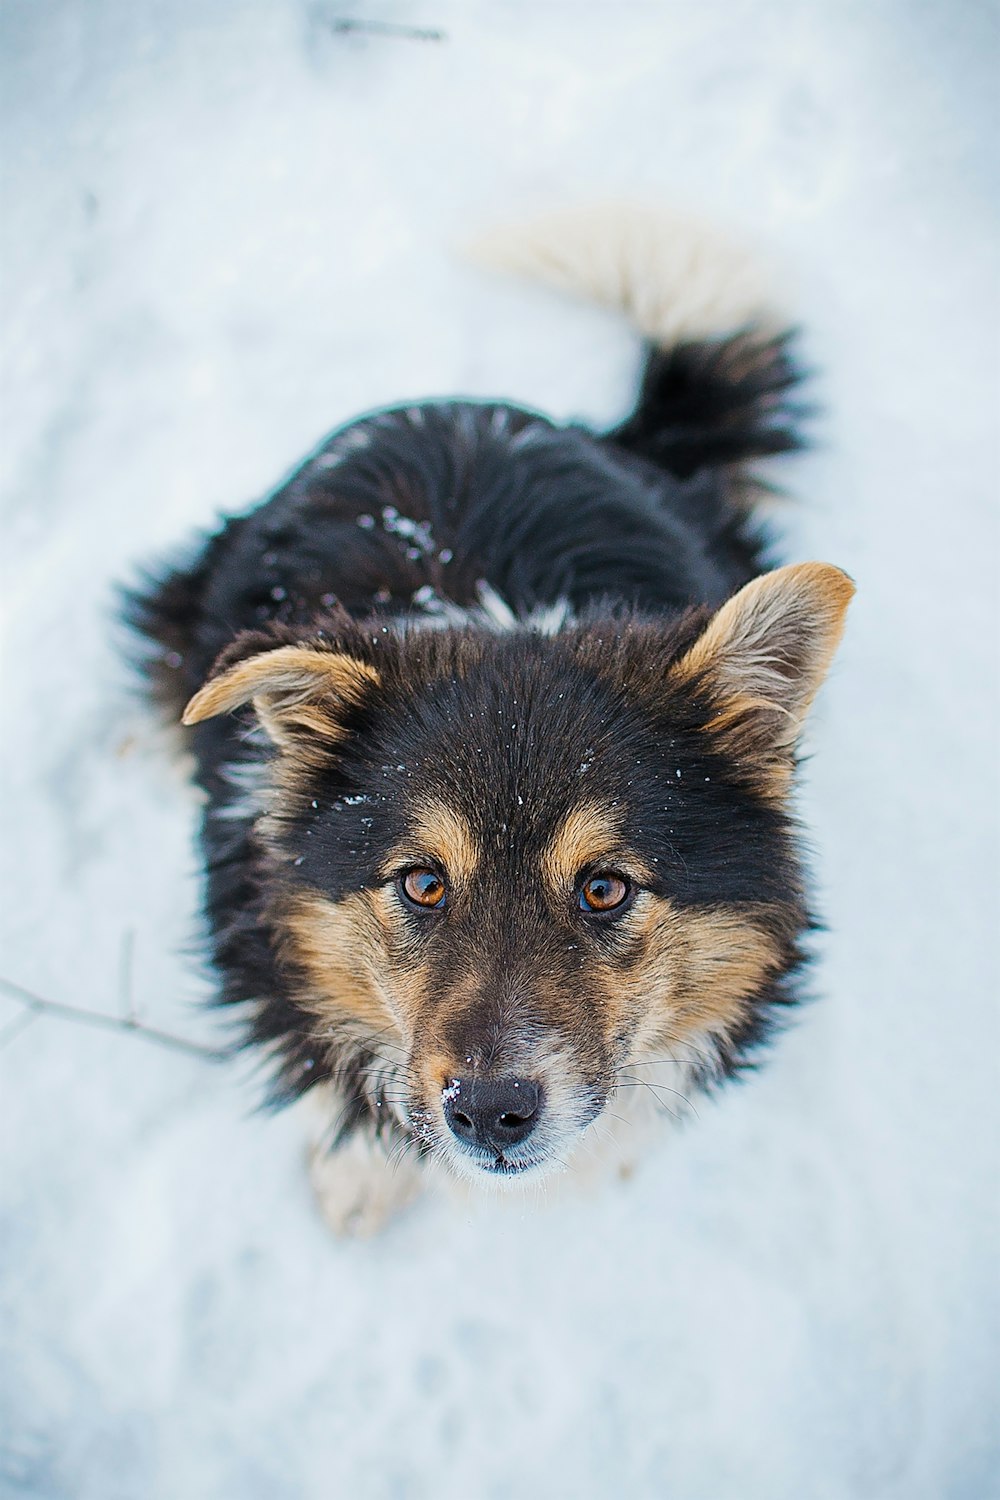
[182,645,380,744]
[671,562,855,792]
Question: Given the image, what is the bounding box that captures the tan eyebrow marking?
[540,802,628,892]
[382,800,480,886]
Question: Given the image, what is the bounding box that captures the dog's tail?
[469,202,806,481]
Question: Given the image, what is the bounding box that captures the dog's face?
[185,564,852,1180]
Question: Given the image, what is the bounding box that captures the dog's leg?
[307,1125,424,1238]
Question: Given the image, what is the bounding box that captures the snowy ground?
[1,3,997,1497]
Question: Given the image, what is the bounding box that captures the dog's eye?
[400,868,447,909]
[579,873,631,913]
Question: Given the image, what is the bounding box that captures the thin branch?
[0,975,229,1061]
[328,18,445,43]
[118,927,137,1025]
[0,1007,40,1049]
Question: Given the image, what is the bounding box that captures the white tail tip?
[468,202,782,348]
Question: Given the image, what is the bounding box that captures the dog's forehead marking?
[541,802,626,890]
[395,799,480,884]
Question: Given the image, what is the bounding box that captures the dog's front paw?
[307,1130,422,1238]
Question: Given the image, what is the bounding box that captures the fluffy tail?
[469,202,807,480]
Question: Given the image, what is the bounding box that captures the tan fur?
[546,891,782,1064]
[540,802,626,893]
[279,888,402,1040]
[635,899,782,1042]
[418,1049,467,1098]
[670,562,855,793]
[182,646,380,745]
[468,201,782,345]
[381,800,481,889]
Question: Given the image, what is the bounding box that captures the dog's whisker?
[615,1076,693,1102]
[385,1135,416,1177]
[612,1078,686,1119]
[619,1055,704,1069]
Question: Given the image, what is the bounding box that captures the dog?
[125,206,853,1235]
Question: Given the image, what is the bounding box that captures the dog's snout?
[442,1076,542,1151]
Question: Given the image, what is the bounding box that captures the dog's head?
[184,563,853,1180]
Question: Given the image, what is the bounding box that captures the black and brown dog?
[126,207,853,1233]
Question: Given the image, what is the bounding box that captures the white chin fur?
[442,1150,565,1187]
[467,200,783,347]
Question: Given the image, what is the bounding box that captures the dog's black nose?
[442,1077,542,1151]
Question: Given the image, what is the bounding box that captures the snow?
[1,2,997,1498]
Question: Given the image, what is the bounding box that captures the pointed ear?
[670,562,855,793]
[182,644,380,746]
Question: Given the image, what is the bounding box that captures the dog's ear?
[670,562,854,793]
[182,643,381,747]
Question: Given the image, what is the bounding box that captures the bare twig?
[118,927,137,1025]
[0,1008,40,1049]
[0,974,229,1061]
[329,17,445,43]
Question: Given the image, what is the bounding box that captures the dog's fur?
[124,207,853,1234]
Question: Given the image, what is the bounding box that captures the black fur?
[124,331,812,1118]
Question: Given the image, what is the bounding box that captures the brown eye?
[579,873,631,913]
[401,868,447,909]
